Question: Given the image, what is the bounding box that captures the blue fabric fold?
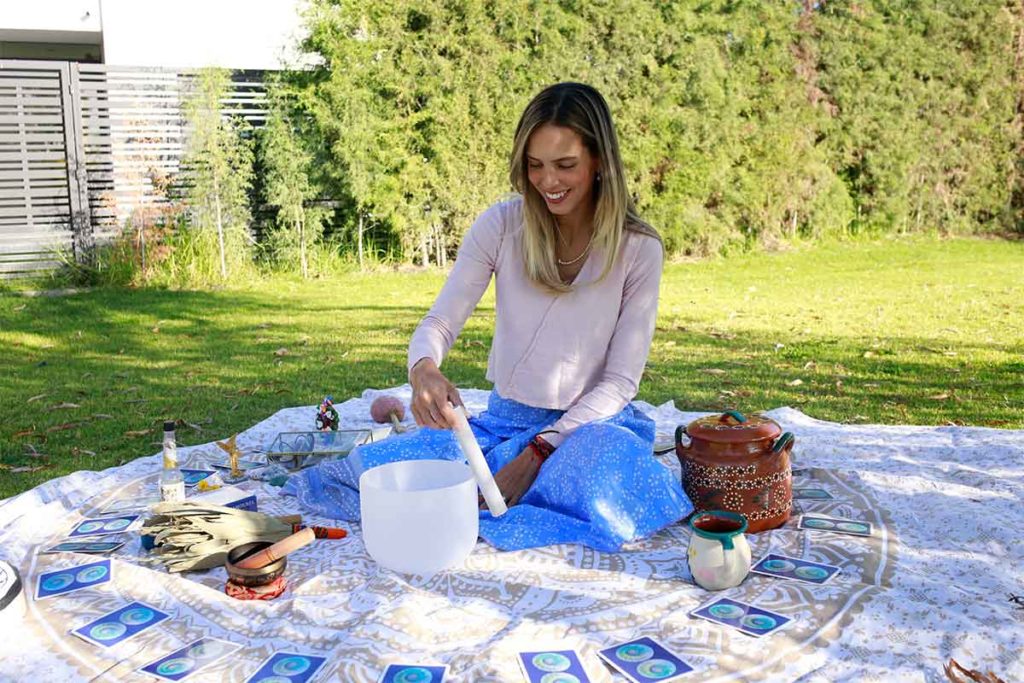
[282,391,692,551]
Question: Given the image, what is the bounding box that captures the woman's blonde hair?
[509,82,657,293]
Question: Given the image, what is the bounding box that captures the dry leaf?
[944,658,1006,682]
[928,392,951,400]
[26,393,47,403]
[787,379,804,387]
[699,368,728,375]
[151,326,160,334]
[45,422,80,433]
[719,390,737,397]
[92,413,114,420]
[13,429,37,439]
[803,361,816,370]
[13,304,26,311]
[863,351,876,358]
[124,428,153,437]
[10,465,49,474]
[48,402,81,411]
[273,348,290,357]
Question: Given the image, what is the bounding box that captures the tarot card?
[517,649,592,683]
[597,636,694,682]
[180,469,216,486]
[71,601,170,649]
[690,597,792,638]
[379,663,449,682]
[798,514,873,537]
[68,514,139,538]
[41,538,126,555]
[35,559,111,599]
[751,553,840,585]
[140,637,241,681]
[244,652,328,683]
[792,487,834,500]
[99,496,160,516]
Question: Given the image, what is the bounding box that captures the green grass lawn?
[1,236,1021,499]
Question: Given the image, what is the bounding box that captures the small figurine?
[316,396,339,432]
[216,434,246,483]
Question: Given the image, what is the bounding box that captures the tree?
[260,83,329,278]
[181,68,254,281]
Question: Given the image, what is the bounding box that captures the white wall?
[0,1,102,34]
[100,0,308,70]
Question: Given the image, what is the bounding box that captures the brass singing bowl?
[224,541,287,587]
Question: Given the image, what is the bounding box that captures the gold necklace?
[557,232,594,266]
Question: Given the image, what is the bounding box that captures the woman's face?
[526,123,600,224]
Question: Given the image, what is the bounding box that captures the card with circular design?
[517,649,592,683]
[751,553,841,584]
[379,663,449,683]
[597,636,695,682]
[689,597,793,638]
[67,514,139,539]
[140,637,241,681]
[35,559,111,600]
[71,600,170,649]
[243,651,328,683]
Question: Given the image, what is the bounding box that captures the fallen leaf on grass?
[720,390,736,397]
[863,351,876,358]
[45,422,80,433]
[13,429,37,439]
[13,304,26,312]
[699,368,728,375]
[47,402,81,411]
[708,331,736,340]
[26,393,48,403]
[803,361,816,370]
[124,428,153,437]
[273,348,290,357]
[92,413,114,420]
[787,379,804,387]
[928,392,951,400]
[5,465,50,473]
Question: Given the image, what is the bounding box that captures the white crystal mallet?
[450,405,507,517]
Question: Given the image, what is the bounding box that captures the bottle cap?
[163,420,176,432]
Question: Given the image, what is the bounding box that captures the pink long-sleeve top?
[407,197,663,447]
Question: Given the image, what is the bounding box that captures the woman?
[285,82,692,551]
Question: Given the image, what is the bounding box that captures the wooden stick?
[234,527,315,570]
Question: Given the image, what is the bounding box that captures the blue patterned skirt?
[283,392,692,551]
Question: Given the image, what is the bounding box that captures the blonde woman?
[286,83,692,551]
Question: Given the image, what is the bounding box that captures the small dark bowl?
[225,541,287,587]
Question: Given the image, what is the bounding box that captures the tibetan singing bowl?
[225,541,287,587]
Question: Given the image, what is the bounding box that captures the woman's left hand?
[487,446,542,508]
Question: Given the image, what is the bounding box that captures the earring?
[596,172,602,183]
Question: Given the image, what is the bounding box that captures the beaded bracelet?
[527,435,556,463]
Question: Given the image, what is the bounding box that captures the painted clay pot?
[676,410,796,533]
[687,510,751,591]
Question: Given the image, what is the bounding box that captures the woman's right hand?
[409,358,464,429]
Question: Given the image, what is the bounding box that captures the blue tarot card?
[798,514,873,537]
[244,652,328,683]
[379,663,449,682]
[35,559,111,599]
[689,597,792,638]
[597,636,695,682]
[72,601,170,649]
[180,469,216,486]
[42,538,126,555]
[140,637,241,681]
[792,487,834,500]
[517,649,592,683]
[751,553,841,585]
[68,514,139,538]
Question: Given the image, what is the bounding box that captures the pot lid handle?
[719,410,747,425]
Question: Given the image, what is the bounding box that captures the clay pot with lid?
[675,410,796,533]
